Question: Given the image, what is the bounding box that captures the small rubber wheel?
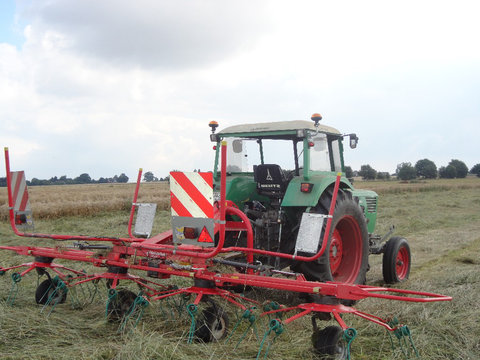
[195,305,229,342]
[382,237,411,284]
[106,289,137,322]
[312,325,347,359]
[35,279,67,305]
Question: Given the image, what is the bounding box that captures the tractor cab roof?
[218,120,341,140]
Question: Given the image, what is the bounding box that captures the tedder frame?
[1,124,452,359]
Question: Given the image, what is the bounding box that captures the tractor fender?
[281,173,353,208]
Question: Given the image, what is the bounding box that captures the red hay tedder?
[1,115,452,359]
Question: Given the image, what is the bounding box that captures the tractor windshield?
[218,131,343,177]
[224,137,300,173]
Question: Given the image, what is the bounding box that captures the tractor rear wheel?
[293,190,369,285]
[382,237,411,283]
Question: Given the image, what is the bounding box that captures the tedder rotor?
[0,114,452,359]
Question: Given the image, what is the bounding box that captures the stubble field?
[0,178,479,359]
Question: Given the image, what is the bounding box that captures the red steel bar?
[127,168,143,238]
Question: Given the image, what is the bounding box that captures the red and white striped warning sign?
[170,172,213,218]
[10,171,31,213]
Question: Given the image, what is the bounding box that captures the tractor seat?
[254,164,287,198]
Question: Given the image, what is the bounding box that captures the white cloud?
[21,0,270,70]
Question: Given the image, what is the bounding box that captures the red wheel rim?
[329,215,363,283]
[329,229,343,274]
[396,246,410,280]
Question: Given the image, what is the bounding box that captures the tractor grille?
[365,197,377,213]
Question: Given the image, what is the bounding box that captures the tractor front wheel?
[382,237,411,283]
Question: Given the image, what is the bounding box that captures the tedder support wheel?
[195,304,229,342]
[312,325,347,359]
[35,278,67,305]
[382,236,411,284]
[106,289,137,322]
[293,190,369,285]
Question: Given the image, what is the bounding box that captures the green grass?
[1,179,480,359]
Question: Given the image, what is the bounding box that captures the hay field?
[0,182,171,221]
[0,178,479,359]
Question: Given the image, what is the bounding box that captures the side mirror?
[349,134,358,149]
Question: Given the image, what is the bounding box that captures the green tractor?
[209,114,410,285]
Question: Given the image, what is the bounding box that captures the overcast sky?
[1,0,479,181]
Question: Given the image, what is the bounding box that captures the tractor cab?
[209,116,357,212]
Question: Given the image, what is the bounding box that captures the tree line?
[0,169,193,187]
[1,161,478,187]
[0,173,130,187]
[349,159,480,181]
[142,170,202,183]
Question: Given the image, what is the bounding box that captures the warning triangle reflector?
[198,226,213,243]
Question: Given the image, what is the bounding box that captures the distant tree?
[415,159,437,179]
[0,177,6,187]
[344,166,353,178]
[143,171,156,182]
[439,165,457,179]
[397,162,417,181]
[98,177,109,184]
[448,159,468,178]
[358,164,377,180]
[75,173,92,184]
[117,173,129,183]
[470,163,480,177]
[376,172,390,180]
[30,178,49,186]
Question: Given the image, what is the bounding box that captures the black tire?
[312,325,347,359]
[35,279,67,305]
[195,305,229,342]
[34,256,54,264]
[106,289,137,322]
[293,190,369,285]
[382,237,411,284]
